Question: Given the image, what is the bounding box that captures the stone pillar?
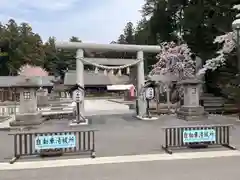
[37,88,49,108]
[76,49,84,114]
[137,51,147,117]
[177,79,207,121]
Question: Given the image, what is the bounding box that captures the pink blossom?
[198,31,236,74]
[18,64,48,76]
[149,41,195,80]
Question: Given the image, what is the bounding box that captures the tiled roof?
[0,71,130,87]
[0,76,54,87]
[64,70,129,86]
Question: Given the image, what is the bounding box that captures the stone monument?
[176,78,207,120]
[10,77,44,126]
[37,87,49,109]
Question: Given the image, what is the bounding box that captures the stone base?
[129,103,136,109]
[136,115,158,121]
[38,106,51,111]
[10,112,44,126]
[69,118,89,126]
[177,106,208,121]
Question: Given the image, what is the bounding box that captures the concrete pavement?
[1,113,240,163]
[1,156,240,180]
[0,150,240,170]
[1,111,240,179]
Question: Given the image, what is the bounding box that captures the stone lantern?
[37,87,49,108]
[10,77,44,126]
[177,78,207,121]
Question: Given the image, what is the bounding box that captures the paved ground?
[1,156,240,180]
[1,113,240,162]
[84,99,129,111]
[1,100,240,179]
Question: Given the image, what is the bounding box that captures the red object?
[130,86,135,96]
[129,85,135,101]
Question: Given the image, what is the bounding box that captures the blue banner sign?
[183,129,216,143]
[35,134,76,150]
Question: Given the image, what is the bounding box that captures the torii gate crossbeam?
[55,42,161,119]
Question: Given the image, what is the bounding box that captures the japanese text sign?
[35,134,76,150]
[145,87,154,99]
[183,129,216,143]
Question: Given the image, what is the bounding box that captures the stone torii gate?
[55,42,161,119]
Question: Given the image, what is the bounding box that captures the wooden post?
[156,86,160,114]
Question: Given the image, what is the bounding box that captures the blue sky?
[0,0,145,43]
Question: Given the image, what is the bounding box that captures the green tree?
[43,36,82,77]
[124,22,135,44]
[4,19,21,75]
[18,22,45,66]
[43,36,58,74]
[0,19,47,75]
[117,34,126,44]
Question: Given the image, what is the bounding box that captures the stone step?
[202,101,224,105]
[204,103,238,113]
[204,108,224,113]
[203,101,225,105]
[204,106,224,109]
[204,104,224,108]
[200,97,224,101]
[201,93,215,97]
[50,107,64,111]
[224,104,238,108]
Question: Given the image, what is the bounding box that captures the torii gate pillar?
[56,42,161,119]
[76,49,85,114]
[137,51,146,117]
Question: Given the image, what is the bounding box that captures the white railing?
[0,99,74,117]
[0,105,19,116]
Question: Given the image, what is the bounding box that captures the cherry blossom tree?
[197,32,236,75]
[198,4,240,75]
[149,41,196,102]
[149,41,195,80]
[234,4,240,17]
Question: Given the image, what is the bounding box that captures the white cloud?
[1,0,78,11]
[0,0,145,43]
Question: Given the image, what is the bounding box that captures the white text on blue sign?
[183,129,216,143]
[35,134,76,150]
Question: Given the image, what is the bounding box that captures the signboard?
[74,89,82,102]
[145,87,154,99]
[35,134,76,150]
[183,129,216,143]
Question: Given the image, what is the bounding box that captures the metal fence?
[9,130,96,164]
[162,124,236,154]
